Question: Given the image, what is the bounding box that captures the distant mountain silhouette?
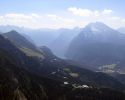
[49,28,81,58]
[0,25,82,57]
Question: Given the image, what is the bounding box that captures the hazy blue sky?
[0,0,125,29]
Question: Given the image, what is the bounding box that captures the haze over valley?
[1,0,125,100]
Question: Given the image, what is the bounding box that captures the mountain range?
[1,28,125,99]
[1,23,125,99]
[0,25,81,58]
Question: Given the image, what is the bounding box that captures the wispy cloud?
[47,14,75,24]
[0,13,75,29]
[0,7,125,29]
[68,7,113,17]
[68,7,125,28]
[0,13,43,28]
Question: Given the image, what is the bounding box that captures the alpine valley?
[1,22,125,100]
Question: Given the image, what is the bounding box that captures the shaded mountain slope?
[0,43,125,100]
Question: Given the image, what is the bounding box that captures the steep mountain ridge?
[2,30,44,58]
[66,22,125,72]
